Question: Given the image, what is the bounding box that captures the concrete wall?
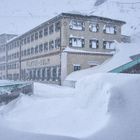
[61,17,123,52]
[66,52,112,75]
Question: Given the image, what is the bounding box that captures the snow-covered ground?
[0,74,140,140]
[1,0,140,139]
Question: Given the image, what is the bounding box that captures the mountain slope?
[92,0,140,36]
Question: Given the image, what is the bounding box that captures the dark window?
[21,51,24,57]
[39,44,43,52]
[55,38,60,48]
[24,50,27,56]
[35,32,38,40]
[27,49,31,55]
[55,21,61,32]
[52,67,57,81]
[24,38,27,45]
[44,27,48,36]
[49,24,54,34]
[47,68,51,81]
[74,65,81,71]
[27,36,30,43]
[31,47,34,54]
[49,41,54,50]
[39,30,43,38]
[35,45,39,54]
[31,34,34,42]
[20,39,23,46]
[17,52,19,58]
[44,42,48,51]
[42,68,45,80]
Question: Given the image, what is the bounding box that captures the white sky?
[0,0,94,35]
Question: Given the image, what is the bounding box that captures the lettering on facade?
[26,58,50,68]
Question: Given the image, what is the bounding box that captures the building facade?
[0,34,17,79]
[0,13,126,84]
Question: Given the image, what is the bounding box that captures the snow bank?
[0,74,140,140]
[0,77,110,138]
[84,74,140,140]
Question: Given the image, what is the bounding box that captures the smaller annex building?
[0,13,128,85]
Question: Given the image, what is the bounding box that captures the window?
[55,21,61,32]
[39,30,43,38]
[17,52,19,58]
[44,27,48,36]
[21,51,24,57]
[49,24,54,34]
[31,47,34,54]
[69,20,85,30]
[39,44,43,52]
[89,40,99,49]
[44,42,48,51]
[16,41,19,47]
[20,39,23,46]
[89,23,99,32]
[27,36,30,43]
[55,38,60,48]
[27,48,31,55]
[49,41,54,50]
[35,32,38,40]
[24,49,27,56]
[73,64,81,71]
[103,25,117,34]
[31,34,34,42]
[69,37,85,47]
[52,67,57,81]
[24,38,27,45]
[47,68,51,81]
[103,41,115,49]
[42,68,45,80]
[35,45,39,54]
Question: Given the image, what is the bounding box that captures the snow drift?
[0,74,140,140]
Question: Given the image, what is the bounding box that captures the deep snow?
[0,0,140,140]
[0,74,140,140]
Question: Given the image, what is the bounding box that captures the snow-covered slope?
[92,0,140,36]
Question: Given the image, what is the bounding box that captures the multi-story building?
[0,34,17,79]
[0,13,126,84]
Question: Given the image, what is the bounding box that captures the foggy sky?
[0,0,93,35]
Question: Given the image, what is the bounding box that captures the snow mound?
[85,74,140,140]
[1,74,140,140]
